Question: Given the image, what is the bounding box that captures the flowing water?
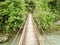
[42,32,60,45]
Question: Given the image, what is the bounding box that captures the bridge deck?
[22,14,39,45]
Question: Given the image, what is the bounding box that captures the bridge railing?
[33,15,52,45]
[18,15,28,45]
[32,15,44,45]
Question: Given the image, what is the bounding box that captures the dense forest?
[0,0,60,34]
[25,0,60,33]
[0,0,26,33]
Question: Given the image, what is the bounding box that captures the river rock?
[55,21,60,25]
[0,35,9,43]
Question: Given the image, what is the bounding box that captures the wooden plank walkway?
[22,14,39,45]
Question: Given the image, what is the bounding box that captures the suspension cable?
[32,15,45,45]
[32,14,52,45]
[18,15,28,45]
[11,14,28,45]
[39,24,52,45]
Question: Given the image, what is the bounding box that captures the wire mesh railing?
[18,15,28,45]
[33,13,53,45]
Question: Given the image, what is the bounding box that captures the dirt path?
[22,14,39,45]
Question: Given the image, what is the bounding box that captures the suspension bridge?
[10,13,52,45]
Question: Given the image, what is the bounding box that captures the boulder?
[0,35,9,43]
[55,21,60,25]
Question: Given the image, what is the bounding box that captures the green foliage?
[33,0,57,33]
[0,0,60,34]
[0,0,26,33]
[56,0,60,11]
[25,0,35,13]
